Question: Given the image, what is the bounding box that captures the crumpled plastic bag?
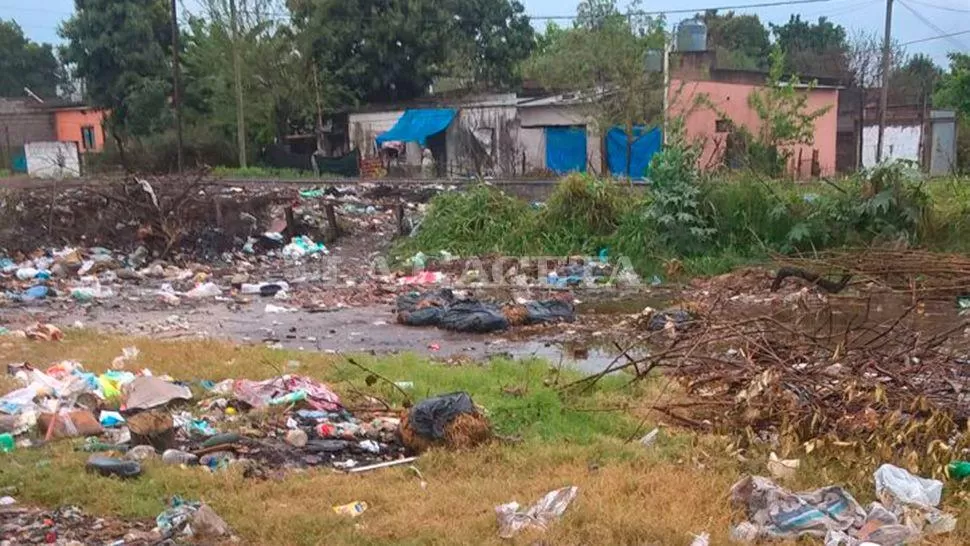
[155,497,231,539]
[874,464,942,509]
[496,486,579,538]
[408,392,476,440]
[123,376,192,411]
[232,375,341,412]
[282,235,328,260]
[731,471,955,545]
[730,476,867,541]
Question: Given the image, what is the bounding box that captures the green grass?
[0,332,708,546]
[397,171,970,281]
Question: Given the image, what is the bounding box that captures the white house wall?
[446,105,520,177]
[861,124,922,168]
[519,105,586,128]
[25,141,80,178]
[519,127,545,173]
[348,110,404,158]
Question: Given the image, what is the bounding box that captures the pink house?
[668,53,841,178]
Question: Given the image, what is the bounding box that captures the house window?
[715,119,732,133]
[81,126,96,151]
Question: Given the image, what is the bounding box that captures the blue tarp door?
[606,126,662,180]
[545,127,587,174]
[376,109,457,147]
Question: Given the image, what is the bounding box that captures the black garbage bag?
[408,392,475,440]
[397,289,456,327]
[524,300,576,324]
[440,301,509,333]
[647,308,695,331]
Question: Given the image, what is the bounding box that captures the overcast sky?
[1,0,967,67]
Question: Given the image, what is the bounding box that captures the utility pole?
[662,37,671,147]
[229,0,247,168]
[170,0,184,173]
[875,0,893,164]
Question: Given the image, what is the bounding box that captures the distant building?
[668,50,842,178]
[0,97,108,173]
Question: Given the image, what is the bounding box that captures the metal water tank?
[677,19,707,52]
[644,49,663,73]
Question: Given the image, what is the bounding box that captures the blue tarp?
[606,126,662,180]
[375,109,457,146]
[545,127,587,174]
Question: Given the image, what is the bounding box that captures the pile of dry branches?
[778,249,970,300]
[567,299,970,476]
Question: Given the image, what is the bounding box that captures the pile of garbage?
[0,502,160,544]
[731,464,957,544]
[0,354,411,474]
[396,289,575,333]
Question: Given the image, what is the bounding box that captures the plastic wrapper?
[495,486,579,538]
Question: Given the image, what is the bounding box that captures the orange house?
[52,106,107,153]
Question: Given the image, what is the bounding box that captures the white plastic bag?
[495,486,578,538]
[186,282,221,299]
[874,464,943,508]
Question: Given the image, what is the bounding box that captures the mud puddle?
[2,301,652,374]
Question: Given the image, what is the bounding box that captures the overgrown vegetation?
[399,158,966,278]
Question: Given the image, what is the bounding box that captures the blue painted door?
[545,127,587,174]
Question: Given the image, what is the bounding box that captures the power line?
[896,0,969,49]
[899,27,970,45]
[903,0,970,12]
[240,0,836,21]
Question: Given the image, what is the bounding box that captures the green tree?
[59,0,173,141]
[890,54,942,106]
[746,48,833,174]
[770,15,849,79]
[288,0,534,105]
[935,53,970,117]
[0,20,65,98]
[936,53,970,172]
[526,0,665,176]
[700,10,769,70]
[183,1,315,158]
[576,0,621,29]
[446,0,534,87]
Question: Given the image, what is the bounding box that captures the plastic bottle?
[0,433,14,453]
[948,461,970,480]
[162,449,199,465]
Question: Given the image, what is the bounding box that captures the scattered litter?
[125,445,158,461]
[265,303,297,314]
[639,428,659,448]
[730,471,954,545]
[874,463,942,508]
[282,235,328,260]
[24,323,63,342]
[401,392,491,451]
[333,501,368,518]
[123,376,193,411]
[185,282,222,299]
[767,452,800,480]
[397,289,574,333]
[398,271,446,285]
[155,497,232,539]
[689,532,710,546]
[948,460,970,480]
[495,486,579,538]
